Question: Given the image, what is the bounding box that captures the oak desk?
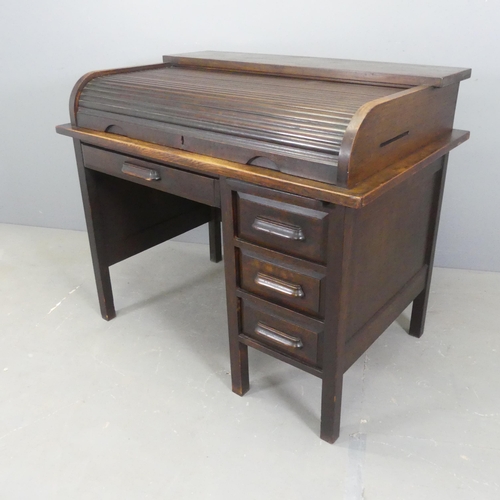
[57,52,470,443]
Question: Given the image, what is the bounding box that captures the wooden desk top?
[163,51,471,88]
[56,124,468,209]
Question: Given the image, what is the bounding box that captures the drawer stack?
[222,180,331,373]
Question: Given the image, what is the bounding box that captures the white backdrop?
[1,0,498,271]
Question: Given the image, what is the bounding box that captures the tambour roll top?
[71,52,470,188]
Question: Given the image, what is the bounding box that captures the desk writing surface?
[56,124,468,208]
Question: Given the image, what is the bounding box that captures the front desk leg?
[320,205,351,443]
[73,139,116,320]
[220,179,249,395]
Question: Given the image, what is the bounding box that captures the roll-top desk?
[56,52,470,443]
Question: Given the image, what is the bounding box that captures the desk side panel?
[343,157,445,346]
[338,84,459,187]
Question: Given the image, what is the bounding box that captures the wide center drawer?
[82,145,219,207]
[239,248,326,317]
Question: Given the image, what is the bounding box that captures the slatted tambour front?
[76,67,400,184]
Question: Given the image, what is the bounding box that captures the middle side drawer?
[239,248,326,318]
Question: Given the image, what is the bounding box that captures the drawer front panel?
[240,299,323,367]
[237,193,328,263]
[82,145,219,207]
[239,250,324,317]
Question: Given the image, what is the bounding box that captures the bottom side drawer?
[240,296,323,368]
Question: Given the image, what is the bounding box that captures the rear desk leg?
[321,205,351,443]
[209,207,223,263]
[409,156,448,338]
[73,139,116,321]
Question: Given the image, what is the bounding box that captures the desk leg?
[220,179,249,395]
[320,205,352,443]
[209,207,223,263]
[73,140,116,321]
[409,156,448,338]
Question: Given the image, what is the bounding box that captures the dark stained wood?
[343,266,428,371]
[344,161,443,339]
[236,192,329,264]
[338,83,459,187]
[239,293,324,367]
[82,144,220,207]
[75,66,401,185]
[73,139,116,320]
[409,155,449,337]
[320,204,351,443]
[56,124,469,208]
[209,207,222,263]
[72,143,220,320]
[163,51,471,88]
[58,53,470,444]
[238,334,323,378]
[86,171,212,267]
[239,248,326,317]
[69,55,470,187]
[220,178,249,396]
[69,63,167,125]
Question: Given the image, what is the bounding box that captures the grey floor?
[1,223,499,499]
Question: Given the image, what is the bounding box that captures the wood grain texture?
[344,162,443,339]
[56,125,469,208]
[239,248,326,317]
[73,139,116,321]
[409,156,449,338]
[163,51,471,88]
[319,204,352,443]
[236,192,329,263]
[81,144,220,207]
[68,53,470,188]
[59,53,470,445]
[343,266,427,372]
[239,294,323,367]
[75,66,400,184]
[338,83,459,187]
[85,171,212,267]
[220,178,250,396]
[69,63,167,125]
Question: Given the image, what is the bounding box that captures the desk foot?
[409,289,427,338]
[94,262,116,321]
[320,375,342,444]
[232,384,250,397]
[230,343,250,396]
[101,307,116,321]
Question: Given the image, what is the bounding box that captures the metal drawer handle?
[252,217,305,241]
[255,272,304,298]
[121,162,161,181]
[255,322,303,349]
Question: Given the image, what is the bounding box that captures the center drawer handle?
[121,162,161,181]
[255,272,304,298]
[255,322,303,349]
[252,217,305,241]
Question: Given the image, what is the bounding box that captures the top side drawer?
[236,192,329,263]
[82,145,219,207]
